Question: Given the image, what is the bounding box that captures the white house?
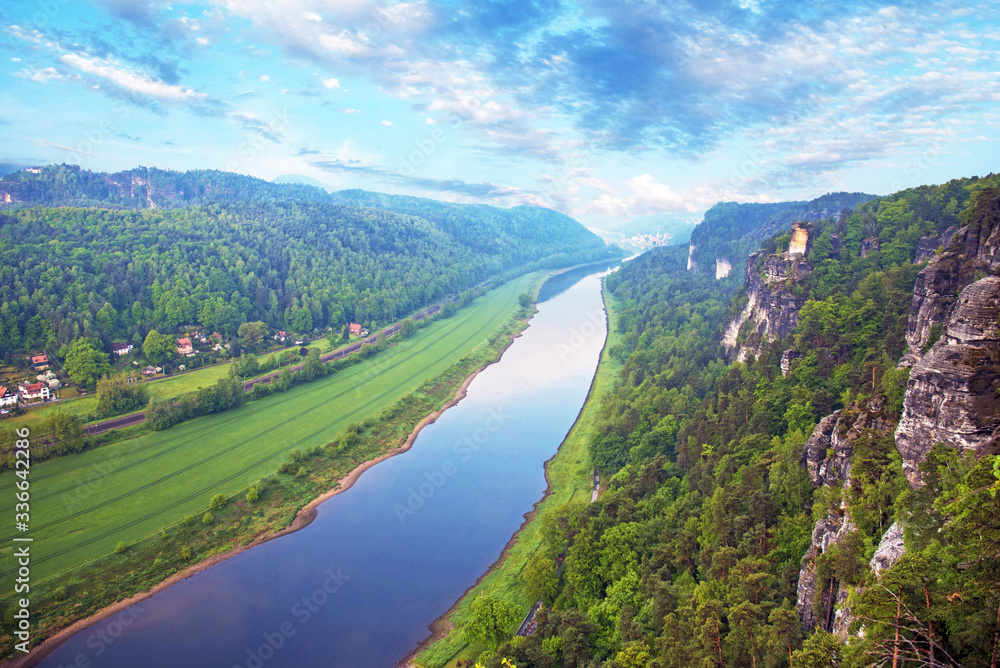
[0,386,18,407]
[19,382,50,402]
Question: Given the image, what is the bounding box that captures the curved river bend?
[40,268,610,668]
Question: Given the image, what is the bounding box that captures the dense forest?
[0,166,614,357]
[477,175,1000,667]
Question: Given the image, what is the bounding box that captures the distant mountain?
[687,192,875,277]
[0,164,331,209]
[0,165,617,355]
[273,174,334,191]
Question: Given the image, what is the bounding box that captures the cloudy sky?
[1,0,998,226]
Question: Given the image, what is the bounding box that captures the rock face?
[802,396,894,488]
[914,226,956,263]
[796,508,855,633]
[687,243,698,271]
[870,522,905,576]
[895,276,1000,485]
[715,257,732,279]
[788,221,811,256]
[901,191,1000,367]
[796,397,896,633]
[723,248,811,360]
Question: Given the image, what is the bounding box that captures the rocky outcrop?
[780,349,800,377]
[789,221,812,256]
[895,276,1000,485]
[802,396,895,488]
[914,227,956,263]
[723,248,811,361]
[860,237,880,258]
[900,190,1000,367]
[687,243,698,271]
[870,522,905,575]
[797,397,897,632]
[796,507,855,633]
[715,257,732,279]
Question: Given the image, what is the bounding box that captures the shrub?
[210,493,227,510]
[52,586,68,601]
[180,546,192,560]
[278,461,294,474]
[183,514,195,526]
[295,466,307,478]
[202,512,214,525]
[246,486,259,504]
[114,541,127,554]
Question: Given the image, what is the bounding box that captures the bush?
[295,466,307,478]
[278,461,294,474]
[210,493,227,510]
[181,546,192,560]
[52,586,68,601]
[183,514,195,526]
[202,512,214,525]
[114,541,127,554]
[246,486,259,504]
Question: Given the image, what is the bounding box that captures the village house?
[274,330,288,343]
[29,354,49,370]
[0,385,18,408]
[112,341,134,357]
[142,365,158,376]
[176,337,194,356]
[349,323,363,336]
[19,382,50,403]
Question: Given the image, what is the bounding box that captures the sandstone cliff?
[900,190,1000,367]
[796,397,896,632]
[723,240,811,361]
[894,275,1000,485]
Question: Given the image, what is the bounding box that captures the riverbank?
[406,280,623,668]
[0,277,543,666]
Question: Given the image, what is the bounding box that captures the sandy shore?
[2,331,521,668]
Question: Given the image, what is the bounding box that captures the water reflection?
[39,270,610,668]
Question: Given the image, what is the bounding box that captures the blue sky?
[1,0,998,227]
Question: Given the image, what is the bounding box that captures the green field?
[415,281,623,668]
[0,274,533,583]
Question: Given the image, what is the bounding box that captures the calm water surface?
[40,268,609,668]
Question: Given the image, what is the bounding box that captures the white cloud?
[196,36,209,46]
[260,74,270,81]
[36,139,95,156]
[322,78,340,89]
[59,53,209,102]
[340,107,362,114]
[380,120,392,126]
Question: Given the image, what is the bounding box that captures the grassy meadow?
[0,274,532,584]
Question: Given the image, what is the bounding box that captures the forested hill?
[334,189,601,267]
[0,164,332,209]
[687,191,874,276]
[490,174,1000,668]
[0,165,615,356]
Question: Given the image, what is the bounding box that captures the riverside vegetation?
[443,175,1000,668]
[0,271,543,658]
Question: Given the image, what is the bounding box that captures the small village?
[0,322,371,417]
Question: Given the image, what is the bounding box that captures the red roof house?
[349,323,363,336]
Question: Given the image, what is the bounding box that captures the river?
[38,266,610,668]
